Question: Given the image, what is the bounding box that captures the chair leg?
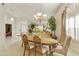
[64,52,67,56]
[22,41,23,47]
[51,51,53,56]
[23,47,26,56]
[41,54,42,56]
[28,49,30,56]
[35,48,36,56]
[46,51,48,56]
[52,48,55,56]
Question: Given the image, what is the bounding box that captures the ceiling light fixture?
[33,4,47,23]
[11,17,14,21]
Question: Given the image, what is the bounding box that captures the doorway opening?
[5,24,12,37]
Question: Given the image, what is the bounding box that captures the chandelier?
[33,4,47,22]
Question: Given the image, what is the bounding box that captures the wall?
[0,6,5,46]
[4,15,16,38]
[4,15,29,38]
[0,6,29,45]
[15,18,28,35]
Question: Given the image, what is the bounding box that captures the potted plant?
[30,23,36,30]
[28,23,36,34]
[48,16,56,38]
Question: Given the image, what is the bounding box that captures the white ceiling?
[1,3,61,22]
[67,3,79,18]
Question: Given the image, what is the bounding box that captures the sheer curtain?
[66,14,79,41]
[60,7,67,45]
[66,17,74,39]
[76,15,79,41]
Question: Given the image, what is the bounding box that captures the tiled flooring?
[0,36,79,56]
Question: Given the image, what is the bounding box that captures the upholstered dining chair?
[21,33,30,47]
[52,36,72,56]
[44,31,53,38]
[33,35,48,56]
[22,34,35,56]
[21,33,24,47]
[21,32,26,47]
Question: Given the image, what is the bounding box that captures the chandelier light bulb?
[43,14,47,17]
[33,12,47,20]
[33,15,36,18]
[36,12,42,16]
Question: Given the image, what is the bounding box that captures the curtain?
[60,7,67,45]
[66,14,79,41]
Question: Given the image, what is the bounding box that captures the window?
[66,17,74,39]
[66,14,79,41]
[75,15,79,41]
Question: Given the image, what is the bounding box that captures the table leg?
[49,45,51,52]
[48,45,53,56]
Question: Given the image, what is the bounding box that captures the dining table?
[27,32,58,55]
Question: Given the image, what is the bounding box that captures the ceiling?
[0,3,61,23]
[67,3,79,18]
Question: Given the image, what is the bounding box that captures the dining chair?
[52,36,71,56]
[22,34,35,56]
[21,32,30,47]
[33,35,48,56]
[21,32,27,47]
[44,31,53,38]
[21,33,24,47]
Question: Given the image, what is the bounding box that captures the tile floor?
[0,36,79,56]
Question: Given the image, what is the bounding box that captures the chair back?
[33,35,42,53]
[22,34,30,48]
[45,31,53,38]
[63,36,71,52]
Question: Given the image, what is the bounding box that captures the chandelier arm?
[33,3,47,25]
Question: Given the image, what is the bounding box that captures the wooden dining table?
[27,33,58,54]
